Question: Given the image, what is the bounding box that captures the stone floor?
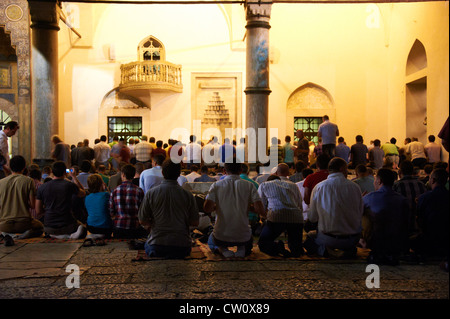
[0,239,448,311]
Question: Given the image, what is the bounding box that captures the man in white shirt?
[204,161,265,258]
[185,165,201,183]
[305,157,363,258]
[0,121,19,176]
[93,135,111,169]
[139,154,165,194]
[257,163,304,257]
[317,115,339,158]
[424,135,442,164]
[405,137,427,169]
[185,135,202,169]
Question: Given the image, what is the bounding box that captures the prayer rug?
[132,244,206,261]
[197,241,371,262]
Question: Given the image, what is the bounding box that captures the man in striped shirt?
[257,163,304,257]
[393,160,427,237]
[134,135,153,165]
[109,164,147,239]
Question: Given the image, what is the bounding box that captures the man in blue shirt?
[317,115,339,158]
[363,168,409,265]
[335,136,350,163]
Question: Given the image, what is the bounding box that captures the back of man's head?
[276,163,290,177]
[162,159,181,180]
[338,136,344,143]
[316,154,330,170]
[295,160,306,173]
[52,161,67,178]
[224,159,242,175]
[355,164,367,176]
[100,135,107,142]
[156,140,163,148]
[328,157,348,174]
[430,168,449,187]
[80,160,91,173]
[428,135,436,142]
[121,164,136,181]
[374,139,381,147]
[9,155,26,173]
[376,168,397,187]
[399,160,414,176]
[4,121,19,131]
[141,135,148,141]
[356,135,363,143]
[390,137,397,144]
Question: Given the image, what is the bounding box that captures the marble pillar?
[244,0,272,163]
[28,0,59,160]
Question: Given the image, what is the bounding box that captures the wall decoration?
[191,73,242,143]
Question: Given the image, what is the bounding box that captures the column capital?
[28,0,60,30]
[245,0,273,21]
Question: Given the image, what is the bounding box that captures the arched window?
[138,36,165,62]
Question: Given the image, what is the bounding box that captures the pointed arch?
[287,82,334,110]
[406,39,427,76]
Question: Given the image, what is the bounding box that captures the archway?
[405,39,427,143]
[285,82,335,143]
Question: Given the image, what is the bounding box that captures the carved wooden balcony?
[119,61,183,93]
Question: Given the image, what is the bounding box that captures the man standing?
[204,161,265,258]
[381,138,400,169]
[0,121,19,176]
[349,135,368,169]
[317,115,339,158]
[0,156,43,243]
[138,159,199,259]
[294,129,309,166]
[305,157,363,257]
[51,135,71,169]
[424,135,442,165]
[405,137,427,169]
[93,135,111,169]
[134,135,153,165]
[73,139,95,167]
[282,136,295,168]
[257,163,304,257]
[186,135,202,169]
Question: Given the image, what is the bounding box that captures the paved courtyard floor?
[0,239,448,314]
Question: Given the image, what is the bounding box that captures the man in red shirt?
[303,154,330,206]
[151,140,167,159]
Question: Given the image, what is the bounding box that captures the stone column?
[244,0,272,164]
[28,0,60,160]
